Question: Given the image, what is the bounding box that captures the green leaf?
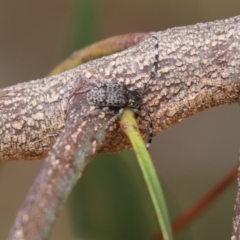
[120,108,173,240]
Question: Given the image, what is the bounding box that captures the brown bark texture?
[2,15,240,239]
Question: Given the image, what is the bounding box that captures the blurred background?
[0,1,240,239]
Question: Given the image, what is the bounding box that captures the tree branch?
[3,15,240,239]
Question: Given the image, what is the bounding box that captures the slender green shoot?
[120,108,173,240]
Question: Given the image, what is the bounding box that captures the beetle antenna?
[142,35,159,93]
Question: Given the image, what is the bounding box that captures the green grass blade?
[120,108,173,240]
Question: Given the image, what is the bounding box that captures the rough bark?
[2,15,240,239]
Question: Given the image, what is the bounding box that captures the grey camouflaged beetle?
[83,35,159,149]
[87,83,142,108]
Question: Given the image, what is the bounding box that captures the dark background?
[0,1,240,239]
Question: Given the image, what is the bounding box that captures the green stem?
[120,108,173,240]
